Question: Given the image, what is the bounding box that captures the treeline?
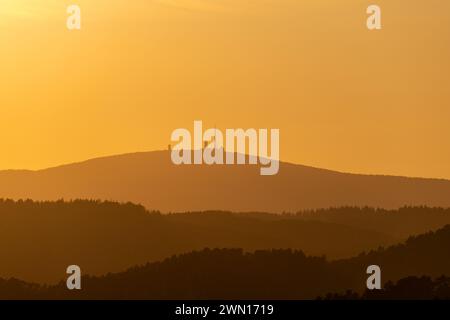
[322,276,450,300]
[295,206,450,239]
[0,224,449,299]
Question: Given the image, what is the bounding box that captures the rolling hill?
[1,151,450,212]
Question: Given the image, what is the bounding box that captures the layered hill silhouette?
[1,200,450,284]
[1,224,449,300]
[0,200,392,283]
[1,151,450,212]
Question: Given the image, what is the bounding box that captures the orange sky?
[0,0,449,179]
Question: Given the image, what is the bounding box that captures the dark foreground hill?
[2,200,450,283]
[322,276,450,300]
[1,151,450,212]
[1,225,449,300]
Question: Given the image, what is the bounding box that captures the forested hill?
[1,151,450,212]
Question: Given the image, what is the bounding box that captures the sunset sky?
[0,0,449,179]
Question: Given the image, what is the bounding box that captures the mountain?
[1,151,450,212]
[1,225,450,300]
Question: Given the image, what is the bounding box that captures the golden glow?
[1,0,450,179]
[0,0,58,19]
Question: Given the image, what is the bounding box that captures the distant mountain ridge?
[1,150,450,212]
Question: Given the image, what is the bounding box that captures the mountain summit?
[1,151,450,212]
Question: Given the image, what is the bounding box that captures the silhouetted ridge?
[0,223,449,299]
